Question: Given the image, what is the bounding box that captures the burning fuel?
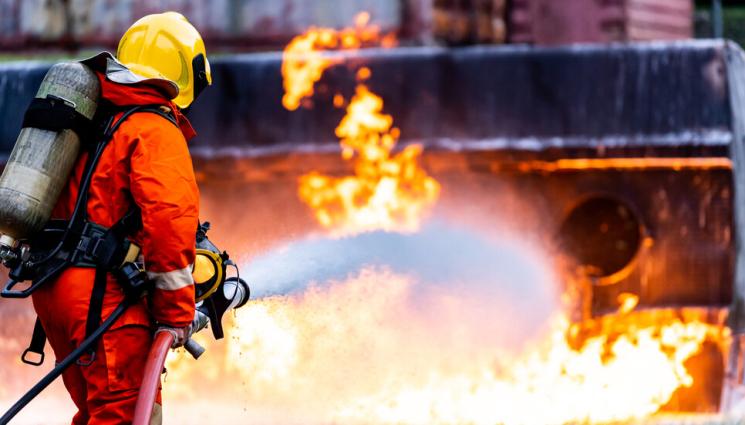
[281,12,395,111]
[231,15,732,423]
[162,225,728,424]
[4,14,731,425]
[283,12,439,236]
[297,83,440,235]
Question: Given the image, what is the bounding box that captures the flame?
[281,12,391,111]
[161,13,732,425]
[282,13,438,236]
[166,267,729,424]
[297,85,440,235]
[618,292,640,315]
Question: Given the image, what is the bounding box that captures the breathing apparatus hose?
[0,300,131,425]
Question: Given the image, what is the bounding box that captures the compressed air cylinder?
[0,62,99,246]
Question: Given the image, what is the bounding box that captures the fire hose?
[133,311,209,424]
[133,331,174,425]
[133,275,248,425]
[0,283,213,425]
[0,276,248,425]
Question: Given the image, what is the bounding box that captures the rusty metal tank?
[0,62,99,247]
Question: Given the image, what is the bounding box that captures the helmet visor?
[192,53,211,103]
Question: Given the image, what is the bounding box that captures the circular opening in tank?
[558,196,642,280]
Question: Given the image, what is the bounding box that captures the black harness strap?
[80,208,143,365]
[78,268,108,365]
[21,318,46,366]
[143,105,178,127]
[22,96,93,141]
[76,207,143,269]
[78,106,177,364]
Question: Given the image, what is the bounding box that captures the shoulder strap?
[71,106,149,227]
[136,105,179,128]
[71,104,176,229]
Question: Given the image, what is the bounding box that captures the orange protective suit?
[31,71,199,424]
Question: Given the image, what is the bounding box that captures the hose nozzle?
[199,276,250,340]
[224,277,250,311]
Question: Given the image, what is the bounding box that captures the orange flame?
[298,85,440,235]
[281,12,392,110]
[618,292,640,315]
[282,13,438,235]
[165,267,728,424]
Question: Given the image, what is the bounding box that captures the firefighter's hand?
[155,325,193,348]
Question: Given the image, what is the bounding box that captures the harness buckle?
[75,222,104,260]
[115,263,151,300]
[74,222,121,268]
[89,238,107,261]
[21,348,44,366]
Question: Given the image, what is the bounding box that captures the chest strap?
[73,208,142,269]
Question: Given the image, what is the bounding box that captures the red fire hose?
[131,278,245,424]
[132,331,174,425]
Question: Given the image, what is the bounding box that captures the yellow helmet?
[117,12,212,109]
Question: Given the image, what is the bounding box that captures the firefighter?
[29,12,210,424]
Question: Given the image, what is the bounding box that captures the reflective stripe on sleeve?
[147,265,193,291]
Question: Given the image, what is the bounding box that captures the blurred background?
[0,0,738,55]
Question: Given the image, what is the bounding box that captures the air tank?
[0,62,99,248]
